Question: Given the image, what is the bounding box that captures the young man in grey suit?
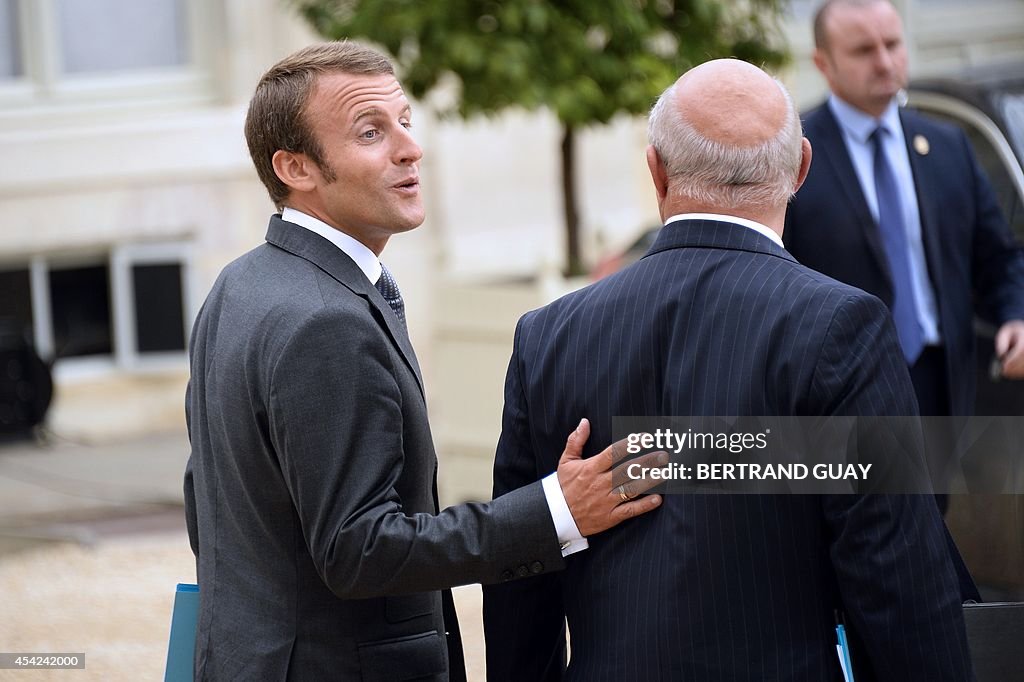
[483,59,972,681]
[183,42,662,681]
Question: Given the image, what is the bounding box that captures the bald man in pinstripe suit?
[483,60,971,681]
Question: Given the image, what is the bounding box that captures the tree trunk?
[561,125,583,276]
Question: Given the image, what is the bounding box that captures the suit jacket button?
[530,561,544,574]
[501,569,514,581]
[515,565,529,578]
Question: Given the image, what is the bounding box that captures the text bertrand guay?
[626,462,873,481]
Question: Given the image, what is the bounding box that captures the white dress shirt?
[281,207,587,556]
[665,212,785,247]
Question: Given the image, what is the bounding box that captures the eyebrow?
[351,104,412,128]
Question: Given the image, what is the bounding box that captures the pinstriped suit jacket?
[483,219,972,681]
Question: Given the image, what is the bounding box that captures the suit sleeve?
[810,294,973,681]
[483,317,567,682]
[268,307,564,599]
[963,128,1024,324]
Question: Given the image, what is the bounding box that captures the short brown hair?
[813,0,890,50]
[244,41,395,208]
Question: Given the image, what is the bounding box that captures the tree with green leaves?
[293,0,789,275]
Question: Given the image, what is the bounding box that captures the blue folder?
[835,623,855,682]
[164,583,199,682]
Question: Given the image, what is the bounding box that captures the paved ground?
[0,431,187,525]
[9,428,1017,681]
[0,431,488,681]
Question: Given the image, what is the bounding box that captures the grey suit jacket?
[184,215,564,681]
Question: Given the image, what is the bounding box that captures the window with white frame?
[0,0,21,79]
[0,0,213,107]
[0,242,194,369]
[57,0,189,75]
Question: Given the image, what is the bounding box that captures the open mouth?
[394,177,419,192]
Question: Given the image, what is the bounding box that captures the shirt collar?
[663,212,784,247]
[828,93,902,144]
[280,207,382,285]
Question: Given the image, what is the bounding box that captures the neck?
[834,92,893,120]
[282,200,388,256]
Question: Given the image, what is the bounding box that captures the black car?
[905,63,1024,598]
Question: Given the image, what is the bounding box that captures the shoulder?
[901,107,969,150]
[901,107,960,135]
[775,259,890,324]
[209,243,380,352]
[515,290,574,342]
[899,109,981,180]
[801,101,830,123]
[232,243,367,310]
[513,276,614,350]
[800,102,833,136]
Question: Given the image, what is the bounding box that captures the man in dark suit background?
[483,59,971,680]
[183,42,662,681]
[785,0,1024,420]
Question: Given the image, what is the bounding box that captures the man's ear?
[646,145,669,204]
[812,47,830,80]
[271,150,318,194]
[794,137,813,193]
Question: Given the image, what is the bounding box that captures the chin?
[395,213,426,232]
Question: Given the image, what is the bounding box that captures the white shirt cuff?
[541,472,589,557]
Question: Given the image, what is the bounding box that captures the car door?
[909,89,1024,416]
[909,88,1024,598]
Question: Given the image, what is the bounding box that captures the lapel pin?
[913,134,930,155]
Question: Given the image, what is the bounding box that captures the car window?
[997,93,1024,165]
[916,107,1024,240]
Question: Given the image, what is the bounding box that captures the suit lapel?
[812,106,894,286]
[900,110,945,289]
[264,215,425,399]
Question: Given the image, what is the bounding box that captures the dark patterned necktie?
[871,125,924,364]
[375,263,406,328]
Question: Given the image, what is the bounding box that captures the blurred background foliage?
[293,0,791,274]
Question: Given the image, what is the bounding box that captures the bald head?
[646,59,809,226]
[814,0,894,51]
[674,59,791,149]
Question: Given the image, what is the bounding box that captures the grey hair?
[647,77,804,210]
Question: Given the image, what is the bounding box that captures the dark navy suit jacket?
[785,103,1024,415]
[483,219,971,681]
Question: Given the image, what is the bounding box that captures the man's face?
[302,71,424,252]
[813,1,908,117]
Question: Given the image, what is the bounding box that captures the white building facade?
[1,0,1021,443]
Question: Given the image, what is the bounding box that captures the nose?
[395,125,422,165]
[874,45,893,73]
